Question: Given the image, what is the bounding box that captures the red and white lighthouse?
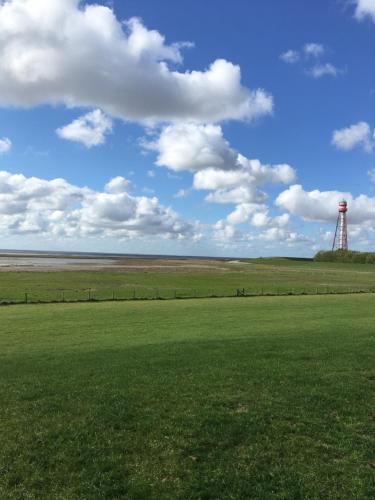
[332,200,348,251]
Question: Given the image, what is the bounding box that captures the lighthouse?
[332,200,348,251]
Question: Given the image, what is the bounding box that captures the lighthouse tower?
[332,200,348,251]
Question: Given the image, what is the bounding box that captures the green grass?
[1,257,375,302]
[1,295,374,498]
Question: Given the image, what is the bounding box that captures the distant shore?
[0,249,239,261]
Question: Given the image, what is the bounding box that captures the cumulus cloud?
[332,121,374,152]
[104,176,133,194]
[225,203,264,225]
[308,63,339,78]
[56,109,113,147]
[145,123,238,172]
[0,137,11,154]
[0,170,195,239]
[276,184,375,225]
[280,50,300,64]
[212,204,303,246]
[174,188,190,199]
[251,211,270,227]
[0,0,272,124]
[354,0,375,22]
[195,157,295,203]
[144,121,299,245]
[281,42,341,79]
[368,168,375,182]
[281,43,327,66]
[304,43,325,58]
[145,123,295,206]
[195,158,295,205]
[204,185,266,205]
[258,227,310,244]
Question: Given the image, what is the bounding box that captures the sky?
[0,0,374,257]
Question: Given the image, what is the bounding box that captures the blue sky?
[0,0,374,256]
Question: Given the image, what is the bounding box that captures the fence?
[1,285,375,306]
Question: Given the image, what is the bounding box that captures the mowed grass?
[1,258,375,302]
[0,295,374,499]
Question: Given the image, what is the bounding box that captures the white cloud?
[146,121,299,246]
[276,184,375,225]
[308,63,339,78]
[368,168,375,182]
[212,220,239,243]
[258,227,310,244]
[212,205,302,247]
[251,212,270,227]
[354,0,375,22]
[194,157,295,205]
[56,109,112,147]
[0,137,11,154]
[145,123,295,206]
[174,188,190,199]
[332,121,374,152]
[204,185,266,205]
[304,43,325,58]
[0,170,195,239]
[144,123,238,172]
[0,0,272,124]
[104,176,133,193]
[249,211,290,230]
[225,203,263,225]
[280,42,341,80]
[280,50,300,64]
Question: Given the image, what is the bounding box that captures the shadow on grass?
[1,332,374,499]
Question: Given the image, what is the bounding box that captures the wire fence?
[1,285,375,306]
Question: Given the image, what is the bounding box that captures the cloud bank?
[0,170,196,240]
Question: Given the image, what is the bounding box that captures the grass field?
[1,257,375,302]
[1,294,374,498]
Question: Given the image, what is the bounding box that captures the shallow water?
[0,257,116,269]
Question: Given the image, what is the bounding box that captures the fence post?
[25,292,28,304]
[88,289,91,301]
[62,291,65,303]
[112,290,115,301]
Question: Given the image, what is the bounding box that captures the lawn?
[1,257,375,302]
[0,295,374,498]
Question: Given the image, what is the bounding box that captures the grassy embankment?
[0,294,374,498]
[1,257,375,302]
